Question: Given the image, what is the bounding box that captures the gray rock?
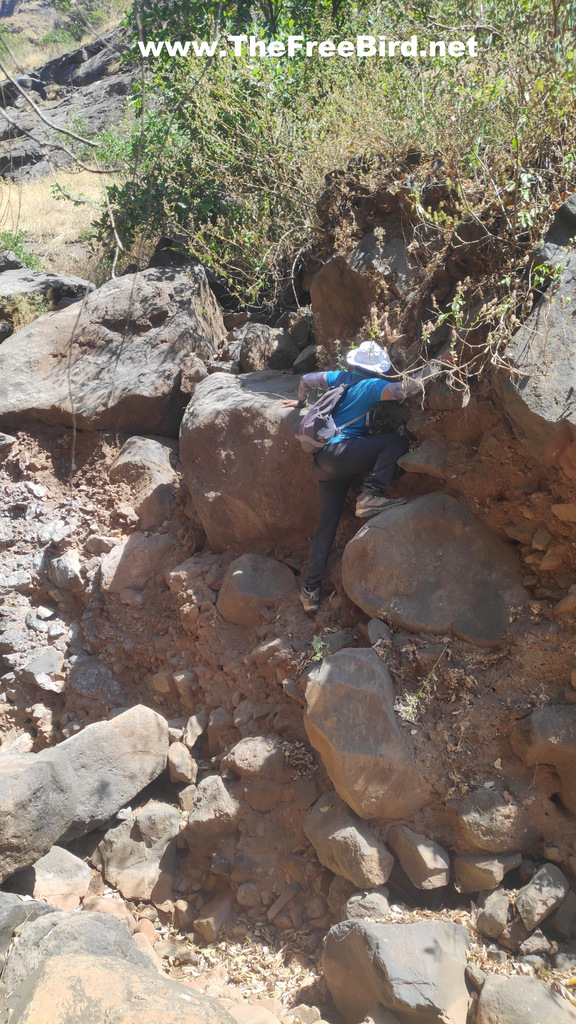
[167,742,197,784]
[495,230,576,471]
[342,890,390,923]
[3,952,237,1023]
[109,436,178,530]
[304,792,394,888]
[58,704,169,840]
[547,889,576,940]
[4,846,90,910]
[93,800,180,903]
[20,647,65,693]
[397,440,448,479]
[0,250,24,272]
[67,655,124,704]
[1,910,153,992]
[466,964,487,992]
[304,648,432,819]
[238,323,300,372]
[46,550,83,593]
[324,918,470,1024]
[510,707,576,813]
[476,889,510,940]
[515,863,569,931]
[181,775,242,854]
[477,974,576,1024]
[0,267,225,437]
[386,825,450,889]
[0,268,93,314]
[179,371,317,550]
[0,431,16,448]
[0,749,79,882]
[454,852,522,892]
[293,345,318,373]
[367,619,392,644]
[217,553,298,627]
[0,893,60,971]
[342,493,528,645]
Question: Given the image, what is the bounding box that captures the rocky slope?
[0,141,576,1022]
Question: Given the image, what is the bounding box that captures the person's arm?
[380,361,444,402]
[283,372,328,408]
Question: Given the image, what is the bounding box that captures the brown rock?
[93,801,180,903]
[179,372,317,550]
[2,953,236,1023]
[109,436,178,530]
[510,708,576,813]
[342,493,528,645]
[304,792,394,887]
[134,917,158,943]
[397,440,448,480]
[194,891,234,942]
[223,736,292,782]
[217,554,297,627]
[100,531,178,594]
[386,825,450,889]
[454,852,521,892]
[168,742,198,784]
[304,648,432,819]
[82,895,137,932]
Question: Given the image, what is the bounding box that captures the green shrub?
[0,231,42,271]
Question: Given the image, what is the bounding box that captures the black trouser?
[304,433,409,590]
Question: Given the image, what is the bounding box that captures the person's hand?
[283,399,300,408]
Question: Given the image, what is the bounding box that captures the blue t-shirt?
[324,371,388,443]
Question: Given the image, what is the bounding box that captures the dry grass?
[0,171,113,281]
[0,10,127,74]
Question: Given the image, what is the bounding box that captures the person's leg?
[302,475,352,597]
[362,433,410,492]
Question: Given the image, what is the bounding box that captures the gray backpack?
[296,382,369,452]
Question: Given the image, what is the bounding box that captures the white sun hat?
[346,340,391,376]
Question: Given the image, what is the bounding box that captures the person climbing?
[283,339,448,613]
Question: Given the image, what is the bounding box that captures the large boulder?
[3,953,237,1024]
[323,919,470,1024]
[58,705,169,840]
[0,267,226,436]
[180,371,317,550]
[0,894,60,972]
[0,749,79,883]
[477,974,576,1024]
[1,910,152,993]
[108,435,178,530]
[304,792,394,887]
[304,648,432,819]
[342,493,527,645]
[510,706,576,813]
[93,801,180,903]
[495,197,576,473]
[216,553,298,627]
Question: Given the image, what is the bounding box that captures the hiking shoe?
[355,492,407,518]
[300,586,320,613]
